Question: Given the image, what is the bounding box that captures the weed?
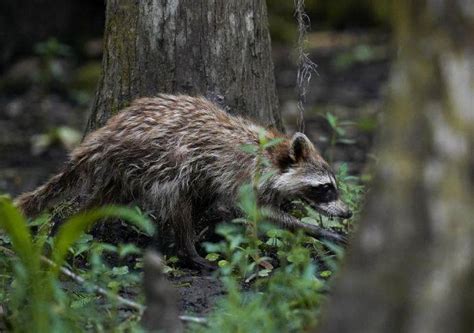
[196,132,365,333]
[0,130,365,332]
[0,196,153,331]
[325,111,357,164]
[33,38,74,88]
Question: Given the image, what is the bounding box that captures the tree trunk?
[86,0,283,133]
[318,1,474,333]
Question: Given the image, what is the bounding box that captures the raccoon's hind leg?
[172,200,216,271]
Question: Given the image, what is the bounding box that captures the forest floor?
[0,30,391,315]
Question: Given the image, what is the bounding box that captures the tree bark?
[86,0,283,133]
[318,1,474,333]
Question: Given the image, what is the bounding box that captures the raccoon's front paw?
[305,223,347,245]
[319,228,347,245]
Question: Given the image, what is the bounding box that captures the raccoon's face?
[271,132,352,219]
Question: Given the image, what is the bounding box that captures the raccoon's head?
[269,132,352,219]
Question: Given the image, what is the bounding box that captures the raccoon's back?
[78,95,263,194]
[87,95,262,166]
[111,94,262,145]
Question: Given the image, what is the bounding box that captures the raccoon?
[15,94,351,268]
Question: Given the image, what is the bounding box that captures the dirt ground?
[0,31,391,315]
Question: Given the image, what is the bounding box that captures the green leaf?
[321,241,345,260]
[0,232,11,245]
[258,129,268,145]
[205,253,220,262]
[326,112,338,128]
[0,197,48,331]
[70,296,94,309]
[76,233,94,244]
[335,127,346,136]
[203,242,222,253]
[167,256,179,264]
[259,170,276,185]
[218,260,229,268]
[266,229,283,238]
[118,243,141,257]
[320,270,332,278]
[321,217,343,228]
[52,206,154,272]
[262,137,284,149]
[240,144,258,154]
[111,266,129,276]
[238,184,258,219]
[337,163,348,176]
[266,237,283,247]
[258,269,272,277]
[232,217,250,225]
[162,265,174,274]
[0,197,37,269]
[28,214,50,227]
[98,243,118,253]
[55,126,81,150]
[107,281,120,289]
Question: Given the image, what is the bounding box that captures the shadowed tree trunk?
[318,1,474,333]
[86,0,283,133]
[142,251,182,333]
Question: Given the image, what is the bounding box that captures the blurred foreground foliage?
[0,198,154,332]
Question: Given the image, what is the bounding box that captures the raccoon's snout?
[311,199,352,219]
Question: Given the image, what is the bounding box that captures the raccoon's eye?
[308,183,337,202]
[308,184,327,196]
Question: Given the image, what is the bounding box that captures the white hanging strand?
[294,0,318,133]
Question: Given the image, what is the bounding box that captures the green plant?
[332,44,388,71]
[199,222,345,332]
[33,38,73,88]
[31,126,82,155]
[0,130,366,332]
[206,130,284,281]
[197,133,365,333]
[34,38,72,60]
[325,112,357,163]
[0,196,153,332]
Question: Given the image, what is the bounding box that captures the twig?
[0,245,207,325]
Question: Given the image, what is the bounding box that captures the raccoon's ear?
[289,132,312,162]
